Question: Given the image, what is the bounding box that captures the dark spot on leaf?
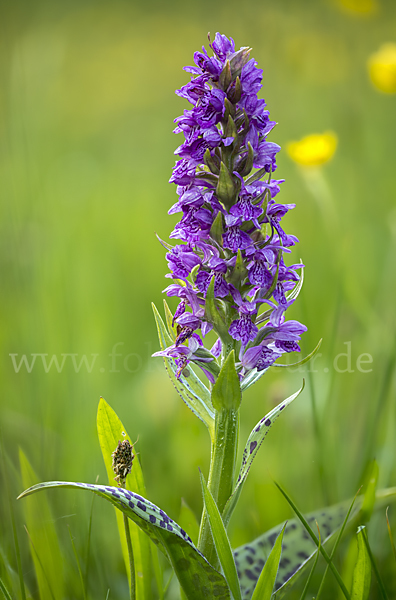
[180,528,186,537]
[297,551,309,560]
[257,558,265,567]
[279,557,291,568]
[149,515,156,523]
[159,521,166,528]
[246,546,256,554]
[245,569,257,581]
[167,524,173,531]
[137,501,146,512]
[246,555,254,565]
[250,441,257,454]
[213,585,226,596]
[265,418,271,426]
[128,501,135,509]
[280,404,285,410]
[176,558,190,571]
[268,533,277,545]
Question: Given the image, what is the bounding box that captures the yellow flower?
[337,0,378,15]
[368,43,396,94]
[287,132,338,168]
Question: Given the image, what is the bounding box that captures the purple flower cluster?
[154,33,306,384]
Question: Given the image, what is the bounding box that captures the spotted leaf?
[234,500,358,600]
[222,384,304,526]
[234,488,396,599]
[18,482,230,600]
[152,303,215,440]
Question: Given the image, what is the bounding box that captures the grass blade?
[0,432,26,600]
[274,480,351,600]
[68,525,87,600]
[200,471,240,600]
[24,526,56,600]
[351,526,371,600]
[299,523,321,600]
[0,579,13,600]
[19,449,64,600]
[360,527,388,600]
[316,487,361,599]
[251,523,286,600]
[386,507,396,564]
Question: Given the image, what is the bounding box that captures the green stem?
[123,512,136,600]
[197,407,239,568]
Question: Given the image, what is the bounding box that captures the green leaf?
[178,499,200,547]
[316,487,361,598]
[204,277,232,345]
[360,460,379,523]
[19,450,64,600]
[203,148,220,175]
[386,507,396,564]
[351,527,371,600]
[211,350,241,411]
[273,481,350,599]
[0,579,12,600]
[97,398,154,600]
[152,303,215,440]
[225,114,238,140]
[299,525,321,600]
[359,527,388,599]
[234,488,396,600]
[272,338,322,369]
[18,482,230,600]
[219,59,232,91]
[210,211,224,245]
[216,161,236,208]
[222,385,304,526]
[228,249,247,288]
[251,524,286,600]
[234,501,355,600]
[239,142,254,178]
[200,472,241,600]
[163,300,177,342]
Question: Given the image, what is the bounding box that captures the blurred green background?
[1,0,396,597]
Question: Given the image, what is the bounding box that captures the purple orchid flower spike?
[154,32,306,387]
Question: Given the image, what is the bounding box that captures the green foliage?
[200,472,241,600]
[251,524,286,600]
[152,303,215,439]
[211,350,241,411]
[351,527,371,600]
[19,450,65,600]
[178,499,200,547]
[360,460,379,524]
[97,397,154,600]
[234,498,358,600]
[18,481,230,600]
[223,385,304,526]
[204,277,233,346]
